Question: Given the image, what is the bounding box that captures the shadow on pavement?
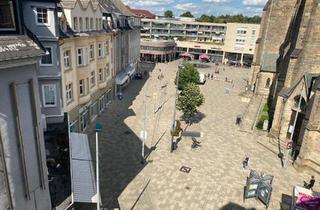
[219,202,257,210]
[181,111,206,125]
[85,62,156,209]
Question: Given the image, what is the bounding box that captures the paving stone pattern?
[86,60,317,210]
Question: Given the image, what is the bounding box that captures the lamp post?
[171,67,180,152]
[95,122,102,210]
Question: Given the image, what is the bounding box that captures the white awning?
[115,71,129,85]
[127,64,136,76]
[70,132,98,204]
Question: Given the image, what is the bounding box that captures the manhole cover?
[124,131,131,135]
[180,166,191,173]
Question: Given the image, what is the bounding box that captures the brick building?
[250,0,320,174]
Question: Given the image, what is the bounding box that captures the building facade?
[22,0,65,126]
[140,18,260,65]
[250,0,320,174]
[140,39,176,62]
[0,0,51,209]
[59,0,114,132]
[99,0,141,96]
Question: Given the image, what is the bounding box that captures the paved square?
[86,60,317,210]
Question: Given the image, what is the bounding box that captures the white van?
[198,73,206,84]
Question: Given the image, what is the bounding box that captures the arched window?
[265,78,271,88]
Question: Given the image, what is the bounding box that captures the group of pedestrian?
[207,73,214,80]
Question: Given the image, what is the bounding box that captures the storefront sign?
[244,170,273,208]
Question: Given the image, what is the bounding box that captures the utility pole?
[171,68,180,152]
[95,123,102,210]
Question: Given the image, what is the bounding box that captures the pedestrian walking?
[304,176,315,190]
[242,156,250,169]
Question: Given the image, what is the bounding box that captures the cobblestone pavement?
[86,60,317,210]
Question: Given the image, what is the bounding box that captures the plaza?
[86,60,317,210]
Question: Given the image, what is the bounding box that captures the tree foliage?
[196,14,261,24]
[180,11,194,18]
[164,10,174,18]
[177,83,204,118]
[176,63,199,90]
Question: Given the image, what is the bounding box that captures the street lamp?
[171,68,180,152]
[95,122,102,210]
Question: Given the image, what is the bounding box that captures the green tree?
[197,14,211,22]
[180,11,194,18]
[176,63,199,90]
[164,10,174,18]
[177,83,204,118]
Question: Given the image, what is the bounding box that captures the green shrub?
[256,114,269,130]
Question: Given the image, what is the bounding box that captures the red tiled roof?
[127,7,156,19]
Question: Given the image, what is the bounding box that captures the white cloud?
[123,0,174,7]
[174,3,197,11]
[242,0,267,6]
[203,0,229,3]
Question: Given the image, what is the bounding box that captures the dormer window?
[85,17,89,31]
[90,18,93,30]
[79,17,83,31]
[73,17,78,31]
[36,8,48,24]
[0,0,16,31]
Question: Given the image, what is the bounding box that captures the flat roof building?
[140,17,260,65]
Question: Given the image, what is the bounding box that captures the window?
[63,50,71,69]
[79,17,83,31]
[77,48,87,66]
[79,79,84,96]
[252,30,256,35]
[99,19,102,29]
[265,78,271,88]
[105,41,109,56]
[105,63,110,78]
[90,71,95,87]
[41,47,53,65]
[89,44,94,60]
[42,84,56,107]
[0,0,16,30]
[36,8,48,24]
[98,43,103,57]
[237,29,247,35]
[73,17,78,31]
[98,68,103,81]
[96,18,98,30]
[90,18,93,30]
[85,17,89,30]
[66,83,73,103]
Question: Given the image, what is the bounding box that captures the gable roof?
[128,8,156,19]
[61,0,102,11]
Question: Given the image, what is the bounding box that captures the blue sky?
[123,0,267,17]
